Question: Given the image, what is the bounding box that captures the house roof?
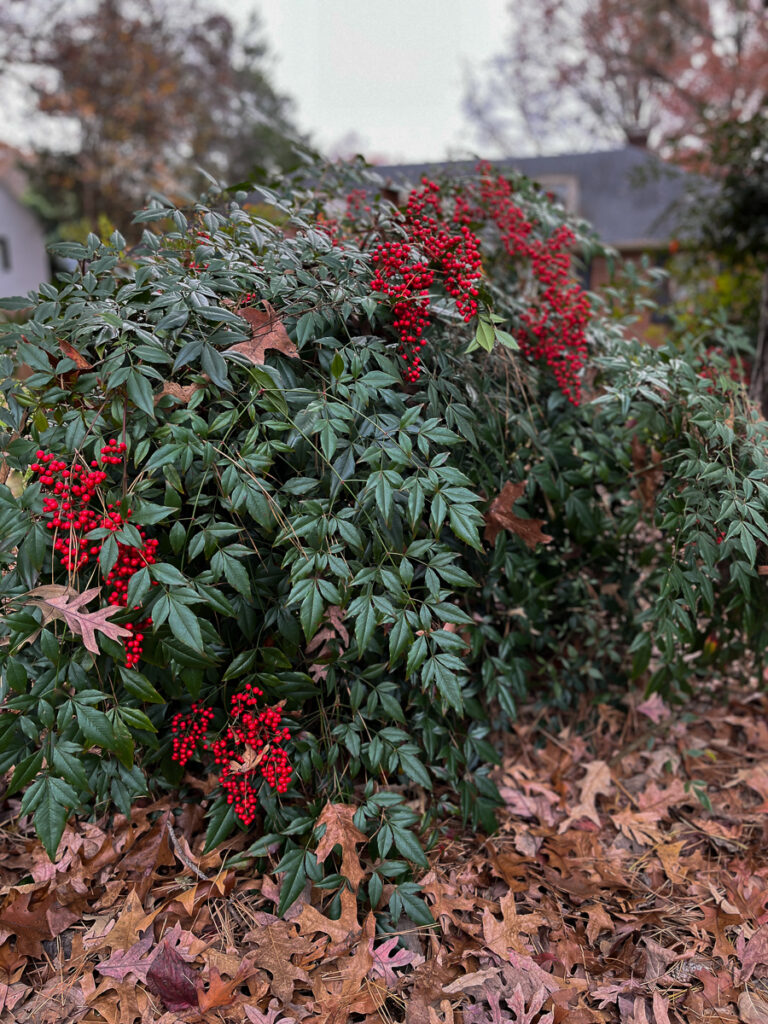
[374,146,691,249]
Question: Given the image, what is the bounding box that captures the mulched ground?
[2,678,768,1023]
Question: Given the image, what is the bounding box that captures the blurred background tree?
[0,0,304,238]
[465,0,768,154]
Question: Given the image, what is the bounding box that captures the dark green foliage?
[1,159,767,923]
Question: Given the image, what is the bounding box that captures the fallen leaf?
[313,803,367,889]
[96,929,157,983]
[484,480,553,548]
[739,990,768,1024]
[636,692,670,723]
[227,301,298,364]
[58,339,92,370]
[26,585,132,655]
[558,760,613,832]
[155,380,202,404]
[245,921,310,1005]
[368,935,422,986]
[146,937,199,1013]
[84,889,164,952]
[0,889,78,957]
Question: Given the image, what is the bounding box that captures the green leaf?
[398,749,432,790]
[300,582,325,641]
[203,799,238,853]
[120,667,165,703]
[24,776,78,860]
[168,597,204,652]
[330,352,344,378]
[7,748,44,796]
[126,370,156,418]
[75,704,116,750]
[391,824,429,867]
[221,553,252,598]
[277,847,308,916]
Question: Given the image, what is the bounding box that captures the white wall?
[0,186,49,297]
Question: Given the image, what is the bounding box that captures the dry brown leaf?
[155,380,202,404]
[296,886,360,946]
[313,802,367,889]
[558,760,613,832]
[26,585,132,655]
[739,991,768,1024]
[59,338,92,370]
[227,301,298,364]
[482,890,548,958]
[484,480,553,548]
[84,890,164,952]
[245,921,311,1005]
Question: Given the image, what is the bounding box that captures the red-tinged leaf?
[26,585,132,654]
[96,929,157,982]
[146,938,199,1012]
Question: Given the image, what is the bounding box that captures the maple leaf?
[146,937,199,1012]
[558,760,613,832]
[313,802,367,889]
[227,301,298,364]
[26,585,132,655]
[483,480,553,548]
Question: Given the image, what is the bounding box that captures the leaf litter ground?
[2,680,768,1023]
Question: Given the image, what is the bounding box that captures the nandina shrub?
[1,159,768,921]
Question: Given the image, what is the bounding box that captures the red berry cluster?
[371,241,435,383]
[473,167,590,405]
[370,179,483,383]
[31,439,157,666]
[170,702,215,766]
[169,684,293,825]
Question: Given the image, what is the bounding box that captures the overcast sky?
[228,0,510,163]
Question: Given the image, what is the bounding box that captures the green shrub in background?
[0,158,767,927]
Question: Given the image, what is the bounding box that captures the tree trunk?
[748,268,768,418]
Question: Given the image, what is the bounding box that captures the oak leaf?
[482,891,548,958]
[558,760,613,832]
[296,886,360,946]
[0,889,78,957]
[368,935,422,987]
[84,889,164,952]
[313,802,367,889]
[96,930,157,983]
[484,480,552,548]
[245,921,310,1005]
[196,961,259,1013]
[227,301,298,364]
[26,585,132,655]
[155,380,202,404]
